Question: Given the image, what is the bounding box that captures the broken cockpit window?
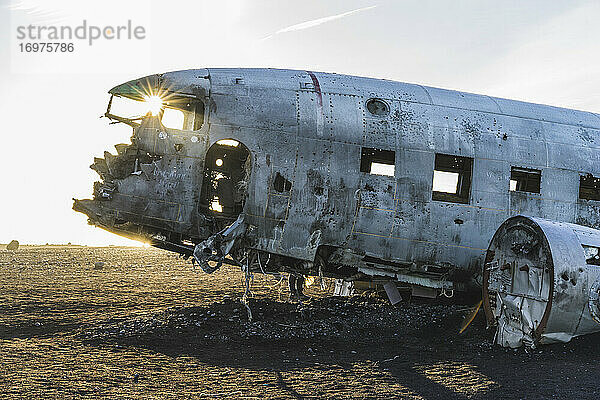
[510,167,541,193]
[107,95,158,122]
[432,153,473,204]
[579,174,600,201]
[360,147,395,176]
[106,94,204,131]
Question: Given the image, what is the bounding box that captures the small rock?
[94,262,105,270]
[6,240,19,250]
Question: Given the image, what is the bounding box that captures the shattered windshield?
[106,94,204,131]
[108,95,159,122]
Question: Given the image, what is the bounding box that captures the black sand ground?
[1,246,599,399]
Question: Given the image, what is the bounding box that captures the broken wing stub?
[193,214,247,273]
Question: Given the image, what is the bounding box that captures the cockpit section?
[74,72,213,256]
[105,91,205,132]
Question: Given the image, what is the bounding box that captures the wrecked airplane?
[73,68,600,348]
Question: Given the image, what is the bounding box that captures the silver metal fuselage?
[74,68,600,287]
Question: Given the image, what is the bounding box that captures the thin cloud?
[262,5,377,41]
[7,1,66,24]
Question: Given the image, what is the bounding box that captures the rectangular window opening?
[360,147,395,177]
[510,167,541,194]
[583,245,600,265]
[432,153,473,204]
[579,174,600,201]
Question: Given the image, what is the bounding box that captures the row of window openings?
[360,147,600,203]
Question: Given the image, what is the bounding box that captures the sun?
[143,95,163,116]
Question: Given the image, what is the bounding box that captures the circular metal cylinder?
[483,216,600,348]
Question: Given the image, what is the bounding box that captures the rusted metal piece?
[483,216,600,348]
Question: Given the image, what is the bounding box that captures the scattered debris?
[79,296,473,347]
[6,240,19,251]
[383,282,402,305]
[381,355,400,363]
[333,280,355,297]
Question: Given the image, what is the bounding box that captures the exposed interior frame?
[510,167,541,194]
[579,174,600,201]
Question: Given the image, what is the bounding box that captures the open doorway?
[199,139,251,230]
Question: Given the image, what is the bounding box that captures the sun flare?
[143,95,163,116]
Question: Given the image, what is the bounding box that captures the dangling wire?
[318,263,326,291]
[241,257,253,321]
[256,251,266,275]
[265,274,285,301]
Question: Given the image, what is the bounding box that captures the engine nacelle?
[483,216,600,348]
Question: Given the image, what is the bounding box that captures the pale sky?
[1,0,599,245]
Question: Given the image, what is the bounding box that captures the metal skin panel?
[75,68,600,303]
[392,198,431,242]
[395,149,434,204]
[471,159,510,211]
[492,97,600,129]
[426,87,502,113]
[324,141,362,242]
[297,90,323,139]
[323,92,363,144]
[279,137,331,258]
[542,169,580,203]
[548,141,600,173]
[210,87,297,133]
[490,114,546,142]
[363,112,399,150]
[577,202,600,227]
